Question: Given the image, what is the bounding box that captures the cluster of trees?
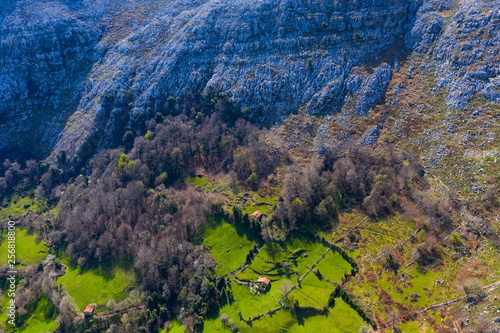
[0,253,80,331]
[272,145,421,230]
[133,245,228,332]
[55,169,219,262]
[0,159,41,203]
[232,206,263,239]
[122,90,286,184]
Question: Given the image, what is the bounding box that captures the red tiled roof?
[84,304,96,313]
[257,276,270,284]
[252,211,263,218]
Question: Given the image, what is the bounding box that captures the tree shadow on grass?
[200,214,257,247]
[80,254,135,282]
[201,288,237,331]
[262,232,316,261]
[293,307,329,327]
[233,218,256,243]
[24,226,45,245]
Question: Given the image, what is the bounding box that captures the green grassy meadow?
[57,259,137,311]
[18,292,59,332]
[199,216,364,332]
[0,226,48,266]
[163,319,186,332]
[0,290,58,333]
[200,216,257,275]
[203,296,363,333]
[0,193,43,221]
[186,176,279,216]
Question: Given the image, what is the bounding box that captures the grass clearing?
[0,291,58,332]
[57,258,136,311]
[231,282,281,319]
[314,249,352,283]
[186,176,211,188]
[259,232,333,276]
[163,319,185,333]
[236,268,262,281]
[186,175,280,217]
[0,226,48,266]
[288,289,320,309]
[297,274,332,307]
[241,299,363,333]
[0,288,12,330]
[206,299,362,333]
[199,216,257,275]
[203,301,245,333]
[0,193,43,221]
[202,317,233,333]
[247,255,275,273]
[290,299,363,332]
[203,223,359,331]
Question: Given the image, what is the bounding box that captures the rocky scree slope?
[407,0,500,109]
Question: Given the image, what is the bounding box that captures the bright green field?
[259,233,351,280]
[186,176,211,188]
[235,267,262,281]
[57,259,136,311]
[314,250,352,283]
[200,216,257,275]
[231,281,283,319]
[203,317,233,333]
[285,299,363,333]
[198,208,364,332]
[0,291,58,333]
[288,288,321,309]
[206,229,363,332]
[0,226,48,266]
[247,255,275,273]
[297,273,333,307]
[0,194,43,221]
[204,296,363,333]
[0,291,12,331]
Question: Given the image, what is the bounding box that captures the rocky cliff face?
[0,1,105,159]
[0,0,162,160]
[0,0,498,162]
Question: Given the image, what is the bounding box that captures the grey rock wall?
[0,0,498,162]
[0,1,103,159]
[52,0,422,161]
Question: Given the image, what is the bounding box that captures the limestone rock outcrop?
[0,0,498,161]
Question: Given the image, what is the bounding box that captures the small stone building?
[252,211,263,219]
[256,276,271,292]
[84,303,96,319]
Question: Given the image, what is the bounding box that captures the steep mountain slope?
[0,0,498,167]
[51,0,426,164]
[0,1,103,159]
[0,0,164,160]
